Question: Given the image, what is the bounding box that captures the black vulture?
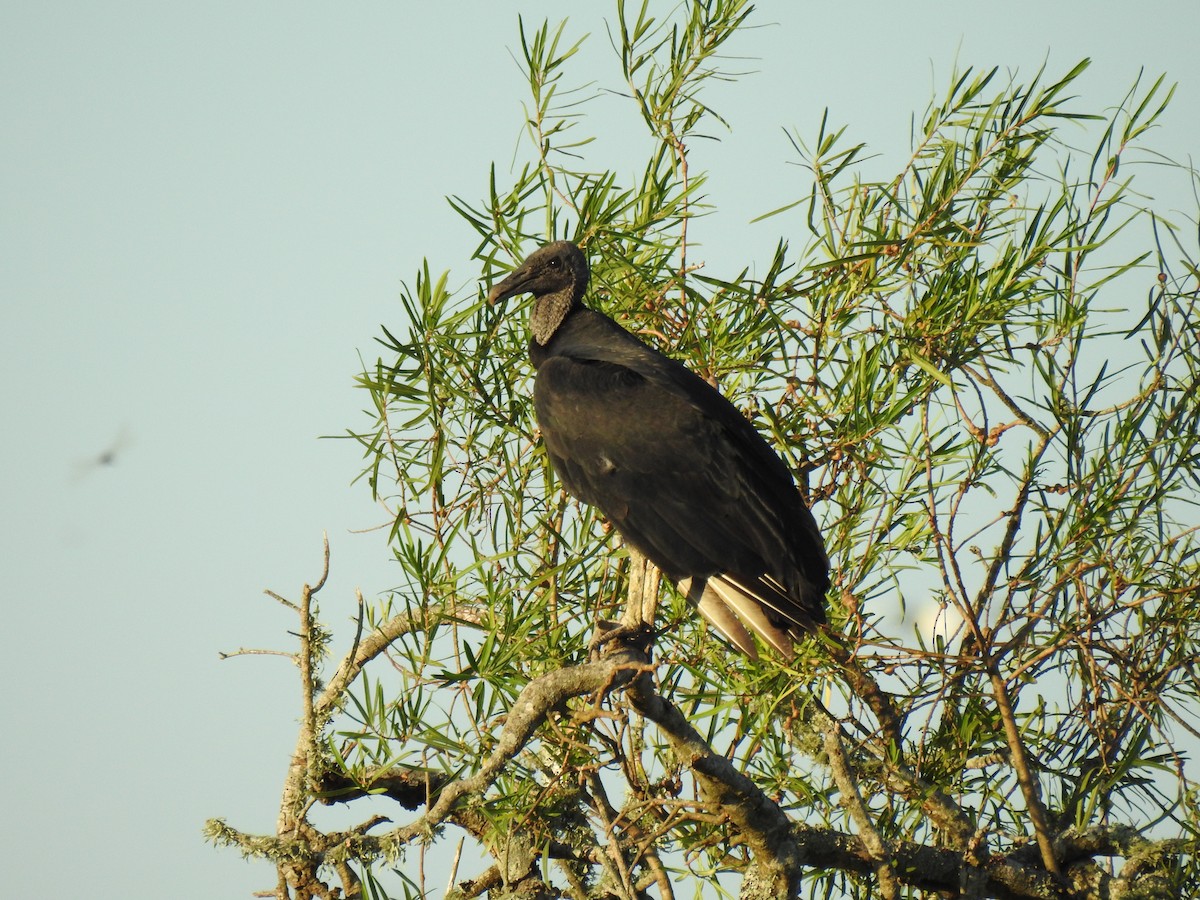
[488,241,829,659]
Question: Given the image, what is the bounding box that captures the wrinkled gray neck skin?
[530,287,577,346]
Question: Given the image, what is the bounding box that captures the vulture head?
[488,241,590,345]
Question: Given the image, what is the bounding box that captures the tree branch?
[625,669,806,895]
[820,714,900,899]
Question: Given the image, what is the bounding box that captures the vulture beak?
[488,265,533,306]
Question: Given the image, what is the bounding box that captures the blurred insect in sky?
[73,426,133,481]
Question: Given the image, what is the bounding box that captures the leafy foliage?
[208,2,1200,898]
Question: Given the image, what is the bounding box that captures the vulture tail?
[678,575,797,661]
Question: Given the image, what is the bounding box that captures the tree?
[207,2,1200,897]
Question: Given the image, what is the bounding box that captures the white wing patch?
[678,575,797,661]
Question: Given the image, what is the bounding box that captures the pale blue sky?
[2,2,1197,897]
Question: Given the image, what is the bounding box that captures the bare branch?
[820,714,900,900]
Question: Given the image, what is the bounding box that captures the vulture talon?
[588,621,656,661]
